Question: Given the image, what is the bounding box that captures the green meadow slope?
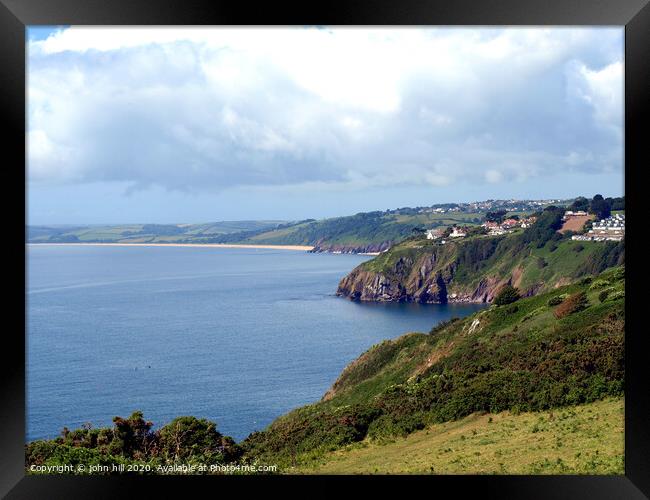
[241,266,625,471]
[27,221,287,244]
[301,397,624,475]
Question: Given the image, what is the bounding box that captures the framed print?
[2,0,649,497]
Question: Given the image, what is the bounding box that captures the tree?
[158,416,240,463]
[607,196,625,211]
[569,196,590,211]
[494,285,521,305]
[522,206,563,248]
[589,194,611,220]
[485,210,507,223]
[109,411,154,458]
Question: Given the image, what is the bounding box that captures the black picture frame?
[2,0,648,497]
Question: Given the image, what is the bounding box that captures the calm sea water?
[27,245,485,442]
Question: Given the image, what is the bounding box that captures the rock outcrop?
[309,241,393,254]
[336,262,508,304]
[336,241,532,304]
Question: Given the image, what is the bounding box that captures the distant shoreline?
[27,242,315,251]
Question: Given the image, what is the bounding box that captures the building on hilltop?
[563,210,589,220]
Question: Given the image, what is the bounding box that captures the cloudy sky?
[27,27,624,224]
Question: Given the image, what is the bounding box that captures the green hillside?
[241,265,624,469]
[27,220,288,244]
[27,205,543,252]
[185,210,489,253]
[301,397,624,474]
[28,197,619,253]
[26,211,484,250]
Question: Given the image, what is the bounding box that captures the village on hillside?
[424,200,624,245]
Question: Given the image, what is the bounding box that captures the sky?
[27,27,624,225]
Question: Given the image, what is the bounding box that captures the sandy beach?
[28,242,315,251]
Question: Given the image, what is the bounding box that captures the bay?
[27,245,485,441]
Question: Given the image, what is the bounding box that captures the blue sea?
[26,245,485,442]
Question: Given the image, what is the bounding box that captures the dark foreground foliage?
[26,412,242,474]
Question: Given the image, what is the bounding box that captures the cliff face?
[336,247,511,304]
[336,225,626,304]
[309,240,393,254]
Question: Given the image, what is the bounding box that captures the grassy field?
[297,397,624,475]
[27,221,288,243]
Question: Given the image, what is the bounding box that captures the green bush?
[494,285,521,306]
[598,289,611,303]
[590,279,611,290]
[547,294,567,306]
[607,290,625,301]
[159,416,240,464]
[25,412,242,473]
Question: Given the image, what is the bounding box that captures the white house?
[426,228,444,240]
[449,227,467,238]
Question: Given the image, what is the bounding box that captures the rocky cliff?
[309,240,393,254]
[336,243,511,303]
[336,235,624,304]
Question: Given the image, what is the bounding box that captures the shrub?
[521,306,545,322]
[590,279,611,290]
[611,267,625,280]
[607,290,625,301]
[429,317,460,335]
[158,416,239,463]
[505,304,519,314]
[554,291,589,319]
[598,290,611,303]
[494,285,521,306]
[110,411,154,458]
[547,294,567,307]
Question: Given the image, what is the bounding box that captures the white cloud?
[578,61,624,128]
[485,169,503,184]
[27,26,623,194]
